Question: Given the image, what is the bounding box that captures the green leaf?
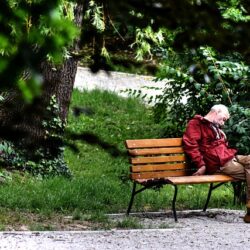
[194,83,201,90]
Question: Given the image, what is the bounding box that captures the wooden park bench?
[125,138,239,222]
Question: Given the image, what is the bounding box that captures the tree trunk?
[40,57,78,123]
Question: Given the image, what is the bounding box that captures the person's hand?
[192,165,206,176]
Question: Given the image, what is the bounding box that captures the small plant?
[29,223,55,231]
[0,141,25,169]
[158,222,172,229]
[0,169,12,182]
[0,95,71,178]
[72,209,83,220]
[82,213,109,224]
[116,217,143,229]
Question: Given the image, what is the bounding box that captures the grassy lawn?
[0,89,243,230]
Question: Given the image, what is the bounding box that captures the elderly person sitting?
[183,104,250,223]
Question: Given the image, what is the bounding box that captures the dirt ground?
[1,209,250,250]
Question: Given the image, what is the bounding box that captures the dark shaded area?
[72,106,95,117]
[64,130,127,158]
[106,0,250,61]
[79,1,250,74]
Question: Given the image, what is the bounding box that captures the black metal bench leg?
[127,182,137,215]
[203,183,213,212]
[172,185,178,222]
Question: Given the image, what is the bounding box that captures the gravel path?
[74,67,166,103]
[1,209,249,249]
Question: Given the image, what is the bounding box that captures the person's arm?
[183,119,206,175]
[192,165,206,176]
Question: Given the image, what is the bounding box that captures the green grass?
[115,217,144,229]
[0,89,244,229]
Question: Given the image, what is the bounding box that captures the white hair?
[210,104,230,117]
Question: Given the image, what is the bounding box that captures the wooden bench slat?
[167,175,235,184]
[130,170,190,180]
[131,155,186,164]
[131,163,189,172]
[128,147,184,156]
[134,174,235,185]
[126,138,182,149]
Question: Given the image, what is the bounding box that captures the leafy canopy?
[0,0,78,101]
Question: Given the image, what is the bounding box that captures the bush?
[225,104,250,154]
[153,47,250,151]
[0,95,71,178]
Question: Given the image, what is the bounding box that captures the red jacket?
[183,115,237,174]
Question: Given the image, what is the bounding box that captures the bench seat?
[135,174,235,185]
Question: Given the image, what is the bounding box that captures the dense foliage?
[153,47,250,154]
[0,96,71,178]
[225,105,250,154]
[0,0,78,101]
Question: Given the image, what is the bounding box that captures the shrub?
[153,47,250,152]
[0,95,71,178]
[225,104,250,154]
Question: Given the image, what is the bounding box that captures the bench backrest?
[125,138,194,180]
